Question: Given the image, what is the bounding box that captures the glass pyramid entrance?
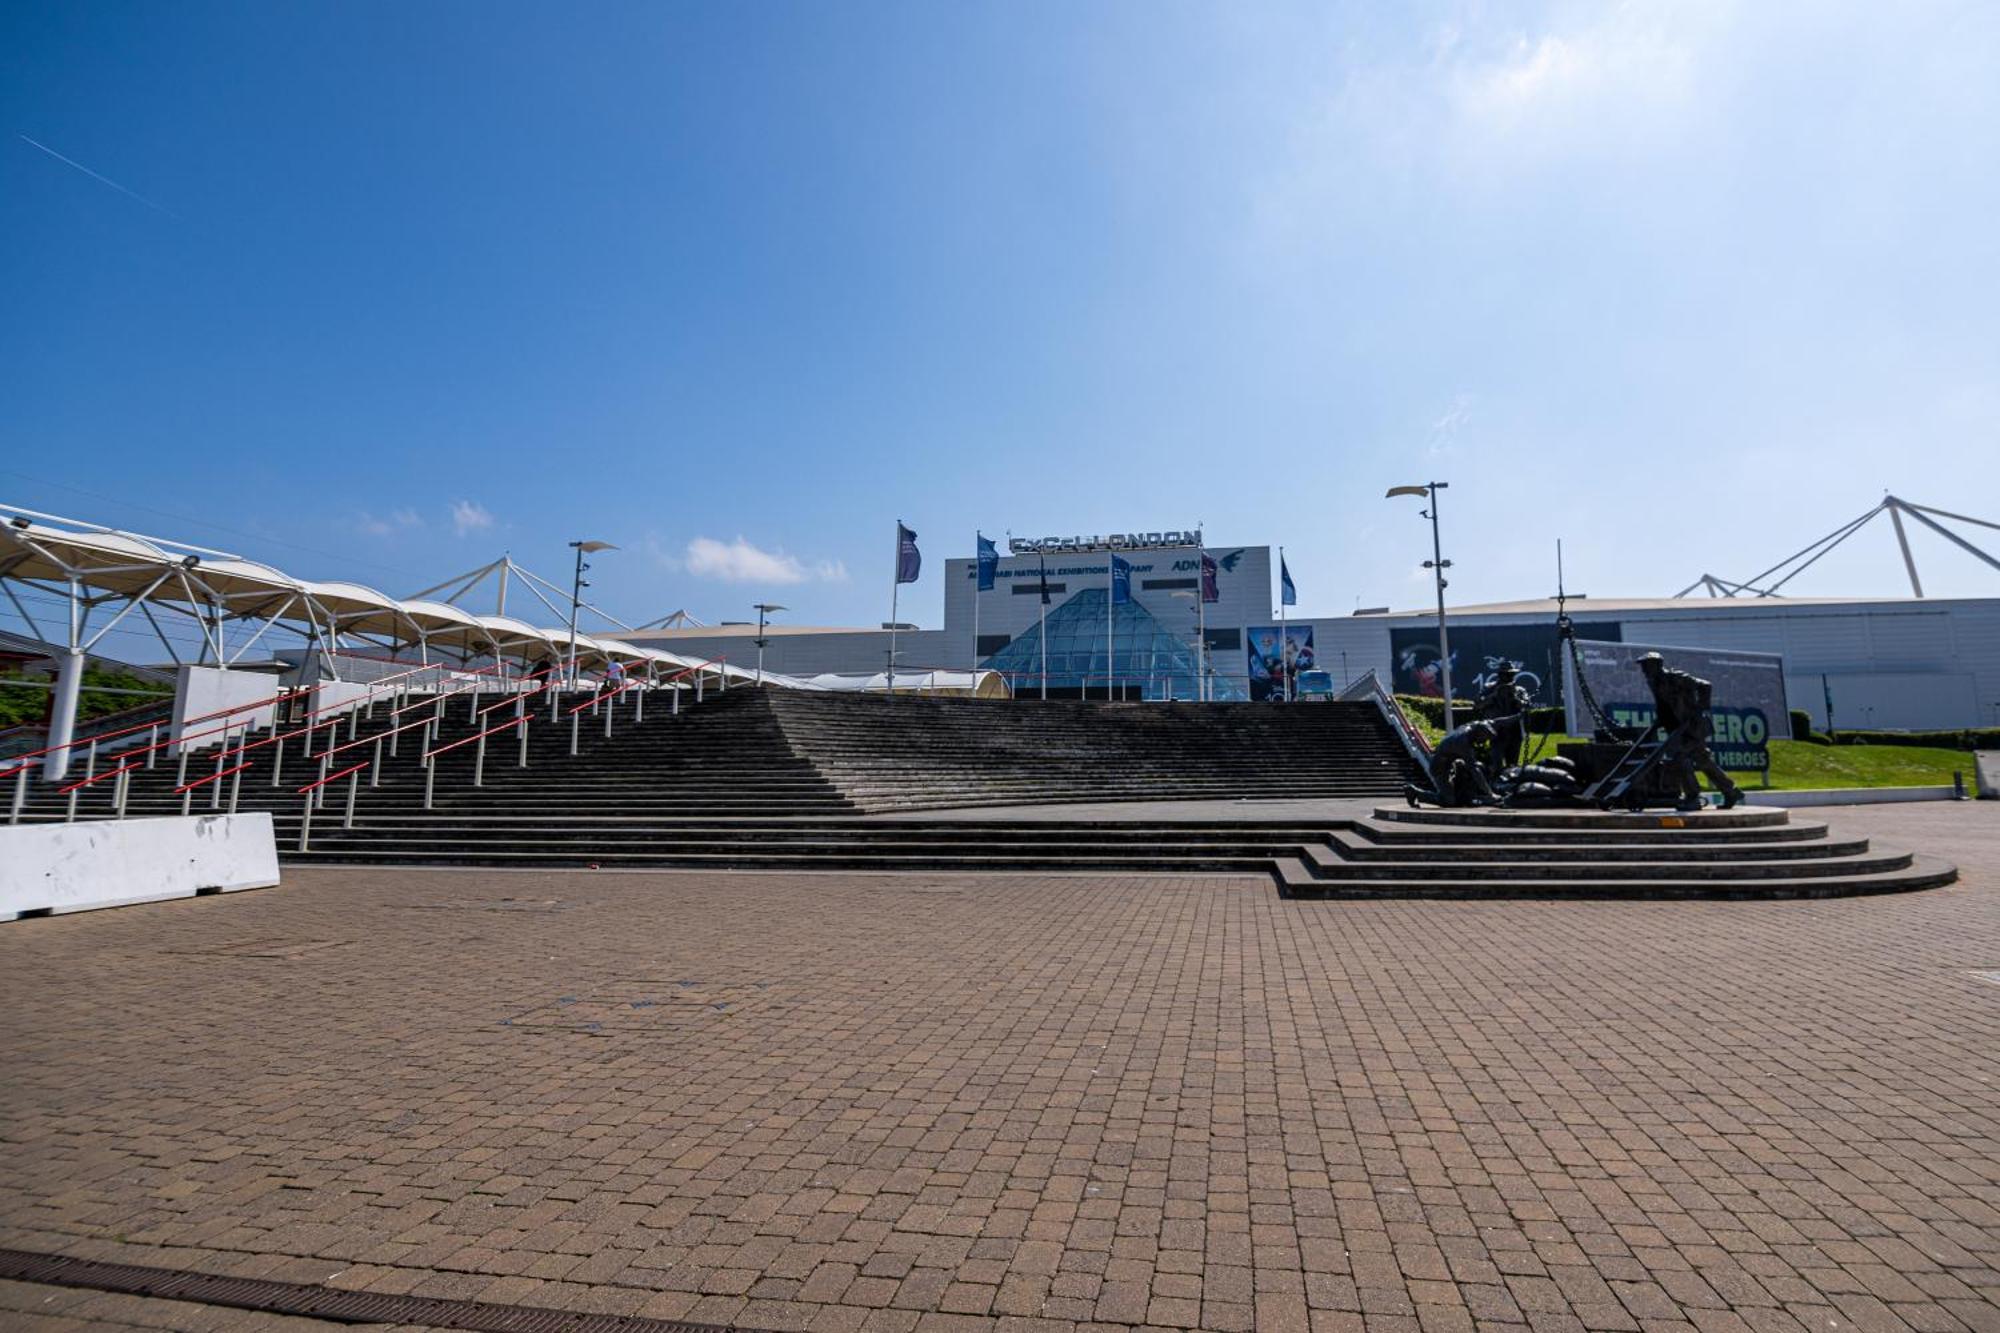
[980,587,1243,700]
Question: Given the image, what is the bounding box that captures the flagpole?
[1106,553,1115,702]
[888,522,900,695]
[1196,538,1207,703]
[972,532,981,682]
[1279,546,1288,703]
[1038,552,1049,701]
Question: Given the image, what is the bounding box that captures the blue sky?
[4,0,1997,640]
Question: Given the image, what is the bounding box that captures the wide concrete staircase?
[763,690,1414,810]
[9,687,1952,897]
[1273,805,1956,898]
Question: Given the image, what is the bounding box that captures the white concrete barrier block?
[1,813,280,920]
[1747,786,1958,808]
[1975,751,1997,799]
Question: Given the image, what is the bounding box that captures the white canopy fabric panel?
[2,503,810,687]
[794,669,1008,698]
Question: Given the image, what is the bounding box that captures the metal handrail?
[55,756,144,796]
[297,759,370,794]
[319,710,437,761]
[0,655,477,780]
[424,713,528,762]
[476,663,562,717]
[175,761,253,795]
[1338,668,1432,761]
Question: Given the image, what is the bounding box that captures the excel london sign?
[1008,529,1203,554]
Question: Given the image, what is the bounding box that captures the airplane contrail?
[17,133,178,218]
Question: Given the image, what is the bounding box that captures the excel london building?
[627,533,1283,701]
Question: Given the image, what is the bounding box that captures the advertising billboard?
[1564,639,1788,771]
[1391,622,1622,708]
[1246,625,1315,702]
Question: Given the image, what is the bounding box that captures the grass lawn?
[1408,721,1980,793]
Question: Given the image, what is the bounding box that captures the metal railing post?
[348,708,359,740]
[315,753,329,812]
[468,687,479,723]
[423,753,436,810]
[211,743,225,810]
[344,767,359,829]
[10,765,27,825]
[605,696,614,738]
[181,779,193,818]
[570,711,580,756]
[371,735,384,787]
[673,686,680,715]
[474,732,487,787]
[65,778,79,824]
[518,717,530,767]
[146,724,159,769]
[299,788,314,852]
[115,767,130,820]
[696,676,704,704]
[229,761,243,815]
[635,687,644,723]
[85,738,99,785]
[272,734,285,787]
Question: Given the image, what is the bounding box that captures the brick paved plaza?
[2,803,1996,1333]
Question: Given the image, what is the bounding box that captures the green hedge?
[1392,695,1476,729]
[0,667,172,729]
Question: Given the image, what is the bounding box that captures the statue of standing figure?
[1471,662,1533,775]
[1639,652,1745,812]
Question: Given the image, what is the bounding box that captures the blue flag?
[1110,554,1132,606]
[1280,555,1297,607]
[896,523,921,584]
[975,533,998,592]
[1200,551,1219,604]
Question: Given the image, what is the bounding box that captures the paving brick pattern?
[1,803,1995,1333]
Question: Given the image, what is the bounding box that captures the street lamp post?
[753,603,786,684]
[567,540,616,687]
[1387,482,1454,729]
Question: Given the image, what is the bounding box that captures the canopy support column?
[43,577,86,782]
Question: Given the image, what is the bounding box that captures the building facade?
[621,536,1999,727]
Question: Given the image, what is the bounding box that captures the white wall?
[1310,598,2000,729]
[173,665,278,753]
[1,813,279,920]
[310,679,374,721]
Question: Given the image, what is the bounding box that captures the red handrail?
[476,662,562,717]
[174,761,253,796]
[0,654,476,779]
[318,710,438,761]
[424,713,529,762]
[55,756,146,795]
[566,680,640,716]
[296,759,369,795]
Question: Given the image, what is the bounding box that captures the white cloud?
[1441,3,1723,161]
[449,499,495,537]
[679,536,847,585]
[357,508,422,538]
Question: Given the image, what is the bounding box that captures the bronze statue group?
[1406,653,1745,814]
